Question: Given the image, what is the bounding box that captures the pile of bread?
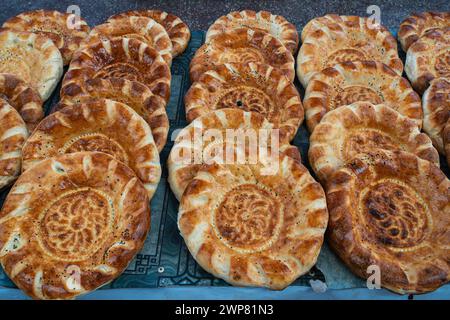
[0,9,190,299]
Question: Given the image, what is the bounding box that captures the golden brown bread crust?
[297,15,402,87]
[0,73,44,130]
[0,29,63,100]
[190,28,295,83]
[61,37,171,104]
[398,12,450,52]
[108,10,190,57]
[22,99,161,198]
[422,77,450,154]
[167,108,300,201]
[303,60,423,132]
[309,102,439,183]
[326,150,450,294]
[444,120,450,167]
[0,99,28,190]
[206,10,299,55]
[301,13,342,41]
[405,27,450,94]
[178,153,328,289]
[58,77,169,152]
[185,62,303,141]
[0,151,150,299]
[82,16,172,66]
[2,9,90,65]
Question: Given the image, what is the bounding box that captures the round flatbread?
[58,77,169,152]
[0,99,28,190]
[190,28,295,83]
[422,77,450,154]
[398,11,450,52]
[0,151,150,299]
[326,150,450,294]
[178,152,328,289]
[184,62,304,141]
[309,102,439,182]
[0,29,63,100]
[82,16,172,66]
[443,120,450,167]
[22,99,161,198]
[206,10,299,55]
[405,27,450,94]
[108,10,190,57]
[303,60,422,132]
[2,9,90,65]
[168,108,301,201]
[297,15,402,87]
[0,73,44,130]
[61,37,171,104]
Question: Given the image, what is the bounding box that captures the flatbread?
[190,28,295,83]
[0,73,44,130]
[398,12,450,52]
[58,77,169,152]
[168,108,301,201]
[297,15,402,87]
[61,37,171,104]
[178,152,328,289]
[0,99,28,190]
[206,10,299,55]
[326,150,450,294]
[0,151,150,299]
[301,13,342,41]
[2,9,90,65]
[443,120,450,167]
[0,29,63,100]
[82,16,172,66]
[422,77,450,154]
[22,99,161,198]
[405,27,450,94]
[303,60,423,132]
[184,62,304,141]
[309,102,439,182]
[108,10,190,57]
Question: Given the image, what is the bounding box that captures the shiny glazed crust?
[184,62,304,141]
[190,28,295,83]
[309,102,439,182]
[21,99,161,198]
[206,10,299,55]
[326,150,450,294]
[443,120,450,167]
[303,60,422,131]
[0,151,150,299]
[178,153,328,289]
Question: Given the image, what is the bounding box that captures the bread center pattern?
[334,85,383,107]
[94,63,142,82]
[435,50,450,77]
[218,48,264,65]
[326,48,366,67]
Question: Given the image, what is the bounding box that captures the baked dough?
[303,60,423,132]
[309,102,439,182]
[22,99,161,198]
[61,37,171,103]
[405,27,450,94]
[301,13,342,41]
[0,99,28,190]
[206,10,299,55]
[0,151,150,299]
[2,9,90,65]
[326,150,450,294]
[168,108,301,200]
[422,77,450,154]
[398,12,450,52]
[0,29,63,100]
[443,120,450,167]
[184,62,304,141]
[108,10,190,57]
[82,16,172,66]
[0,73,44,130]
[190,28,295,83]
[297,15,402,87]
[59,77,169,152]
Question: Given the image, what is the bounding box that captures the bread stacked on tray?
[299,13,449,294]
[0,9,190,299]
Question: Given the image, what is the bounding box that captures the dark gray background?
[1,0,449,32]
